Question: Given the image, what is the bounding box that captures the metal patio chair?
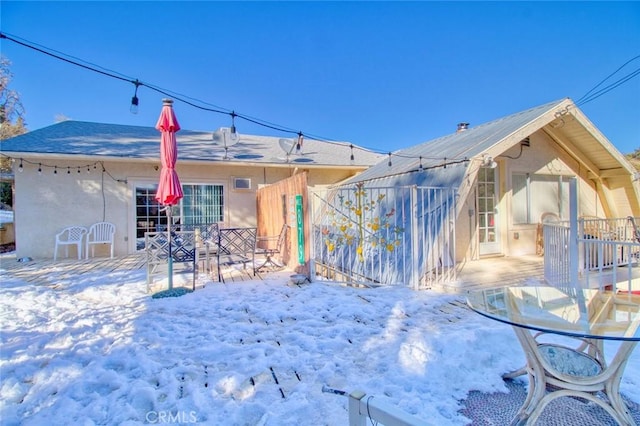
[145,230,198,292]
[255,224,288,272]
[215,227,257,282]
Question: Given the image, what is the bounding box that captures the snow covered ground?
[0,263,638,425]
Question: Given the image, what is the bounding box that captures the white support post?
[411,185,420,290]
[569,177,579,288]
[569,177,588,317]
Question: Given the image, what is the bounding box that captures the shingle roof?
[0,121,383,167]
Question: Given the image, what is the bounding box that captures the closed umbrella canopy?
[155,98,183,206]
[155,98,182,292]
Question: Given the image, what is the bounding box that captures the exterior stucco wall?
[500,131,604,257]
[14,158,361,259]
[454,131,610,260]
[455,193,476,261]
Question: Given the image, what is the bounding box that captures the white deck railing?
[543,217,640,293]
[323,387,430,426]
[348,390,428,426]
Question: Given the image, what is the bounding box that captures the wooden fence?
[256,172,310,275]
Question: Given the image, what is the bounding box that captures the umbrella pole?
[167,207,173,290]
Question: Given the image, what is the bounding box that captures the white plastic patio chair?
[54,226,88,261]
[86,222,116,259]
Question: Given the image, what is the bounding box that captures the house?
[0,120,382,259]
[310,98,640,289]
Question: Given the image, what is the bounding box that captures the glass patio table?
[467,286,640,425]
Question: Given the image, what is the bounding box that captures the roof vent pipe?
[457,122,469,132]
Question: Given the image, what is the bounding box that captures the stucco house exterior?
[307,98,639,290]
[342,97,640,265]
[3,97,637,284]
[0,121,382,259]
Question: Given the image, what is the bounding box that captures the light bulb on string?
[67,167,71,174]
[388,153,392,167]
[350,144,355,165]
[419,156,424,172]
[296,132,303,155]
[54,166,58,175]
[38,163,42,175]
[18,159,23,172]
[443,157,447,169]
[130,80,140,114]
[229,111,239,143]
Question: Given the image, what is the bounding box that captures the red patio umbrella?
[155,98,183,290]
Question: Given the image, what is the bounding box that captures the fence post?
[349,390,367,426]
[411,186,420,290]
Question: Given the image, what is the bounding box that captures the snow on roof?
[0,121,383,168]
[348,98,569,185]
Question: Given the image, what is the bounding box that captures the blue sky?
[1,1,639,154]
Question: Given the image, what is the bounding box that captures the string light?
[230,111,237,135]
[419,156,424,171]
[0,155,131,183]
[0,31,472,171]
[296,132,303,155]
[18,159,23,172]
[130,80,140,114]
[350,144,355,164]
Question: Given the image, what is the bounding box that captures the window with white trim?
[512,173,569,224]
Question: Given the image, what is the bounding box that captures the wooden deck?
[0,252,272,290]
[1,252,546,292]
[439,254,546,293]
[0,253,147,287]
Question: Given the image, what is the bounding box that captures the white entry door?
[477,167,501,255]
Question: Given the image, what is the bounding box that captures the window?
[135,183,224,249]
[512,173,569,224]
[181,184,224,225]
[136,185,163,240]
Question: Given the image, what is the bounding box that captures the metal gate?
[310,184,457,289]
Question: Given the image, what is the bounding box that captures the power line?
[577,67,640,106]
[576,55,640,106]
[0,31,493,165]
[0,32,350,148]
